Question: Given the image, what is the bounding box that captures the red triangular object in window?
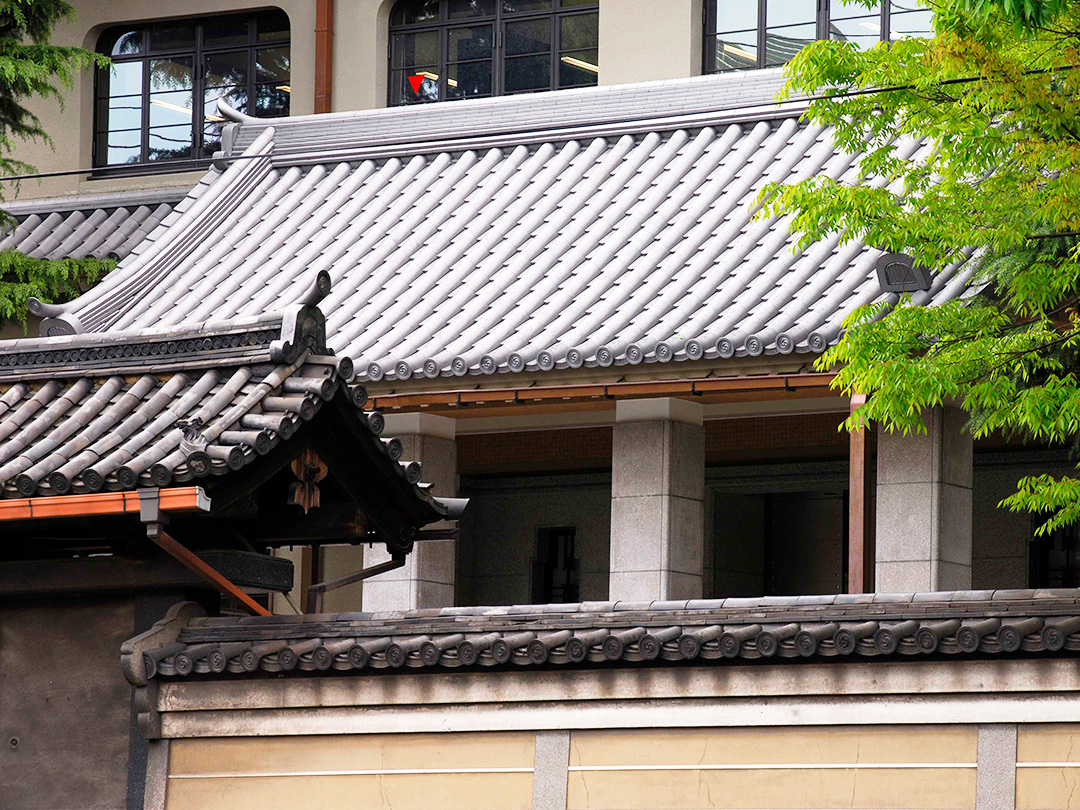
[407,75,425,95]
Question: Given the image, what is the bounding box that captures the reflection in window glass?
[95,11,290,168]
[390,0,598,105]
[706,0,930,73]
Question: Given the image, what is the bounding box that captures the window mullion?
[757,0,766,70]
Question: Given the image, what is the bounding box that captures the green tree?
[0,0,113,327]
[759,0,1080,532]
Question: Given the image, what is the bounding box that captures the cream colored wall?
[598,0,703,86]
[10,0,318,202]
[10,1,705,204]
[166,731,535,810]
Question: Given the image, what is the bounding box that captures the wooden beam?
[370,373,837,413]
[0,486,210,522]
[150,528,271,616]
[848,393,873,593]
[314,0,334,114]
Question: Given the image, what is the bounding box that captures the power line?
[0,63,1075,184]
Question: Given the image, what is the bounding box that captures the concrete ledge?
[383,412,457,440]
[615,397,703,426]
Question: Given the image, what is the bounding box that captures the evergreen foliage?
[0,1,112,328]
[759,0,1080,532]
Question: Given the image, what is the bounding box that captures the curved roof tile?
[55,74,970,381]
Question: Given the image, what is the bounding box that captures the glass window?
[389,0,598,105]
[94,10,291,169]
[706,0,932,73]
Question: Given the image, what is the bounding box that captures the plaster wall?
[458,472,611,606]
[0,596,134,810]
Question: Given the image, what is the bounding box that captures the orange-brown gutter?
[314,0,334,114]
[370,372,837,412]
[0,486,210,522]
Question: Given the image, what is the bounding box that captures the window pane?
[256,46,290,82]
[764,23,816,66]
[149,57,193,92]
[558,48,597,87]
[99,93,143,131]
[712,0,757,33]
[507,18,551,56]
[204,15,250,48]
[829,14,882,47]
[448,0,496,19]
[766,0,816,27]
[107,30,143,56]
[505,54,551,92]
[148,23,196,52]
[149,90,194,127]
[447,60,493,98]
[205,51,248,88]
[394,68,440,103]
[560,12,597,51]
[255,84,291,117]
[148,124,193,161]
[448,25,494,61]
[105,61,144,97]
[392,30,440,68]
[711,32,758,71]
[257,9,291,41]
[503,0,552,12]
[559,0,597,6]
[392,0,440,25]
[205,85,249,119]
[103,131,143,164]
[890,2,933,38]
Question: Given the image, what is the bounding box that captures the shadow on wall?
[457,472,611,606]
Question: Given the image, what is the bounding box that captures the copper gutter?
[0,486,210,522]
[370,372,837,412]
[314,0,334,114]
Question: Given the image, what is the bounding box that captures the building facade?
[5,5,1079,809]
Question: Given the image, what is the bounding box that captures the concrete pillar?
[598,0,703,86]
[876,406,973,592]
[609,398,705,601]
[363,414,458,611]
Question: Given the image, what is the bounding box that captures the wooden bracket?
[142,512,271,616]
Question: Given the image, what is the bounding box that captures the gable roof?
[121,589,1080,683]
[47,71,971,382]
[0,300,456,542]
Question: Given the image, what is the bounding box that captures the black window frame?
[388,0,599,107]
[703,1,932,74]
[93,9,290,175]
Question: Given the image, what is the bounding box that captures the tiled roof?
[0,188,187,261]
[123,590,1080,682]
[0,300,450,528]
[48,72,970,381]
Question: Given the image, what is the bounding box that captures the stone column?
[876,406,973,592]
[362,413,458,611]
[609,398,705,601]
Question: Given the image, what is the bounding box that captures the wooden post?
[848,393,873,593]
[315,0,334,114]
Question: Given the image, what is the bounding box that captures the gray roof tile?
[37,73,968,381]
[123,589,1080,681]
[1,189,187,261]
